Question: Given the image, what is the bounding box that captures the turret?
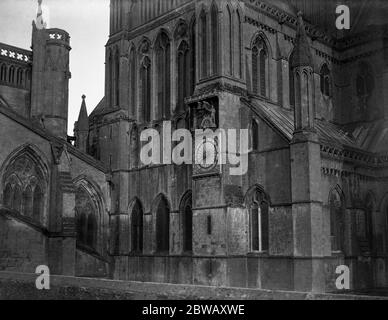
[290,12,315,132]
[30,0,71,139]
[74,95,89,153]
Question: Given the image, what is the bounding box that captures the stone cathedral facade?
[1,0,388,293]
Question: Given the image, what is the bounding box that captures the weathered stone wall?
[0,214,47,273]
[0,106,110,278]
[75,249,109,278]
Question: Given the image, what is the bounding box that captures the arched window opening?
[16,68,24,86]
[75,186,98,250]
[140,56,151,122]
[246,187,270,252]
[131,200,143,253]
[236,10,242,78]
[114,50,120,106]
[108,52,114,106]
[225,5,233,75]
[320,64,331,97]
[156,32,171,119]
[252,47,259,93]
[252,119,259,151]
[156,196,170,253]
[211,5,218,75]
[177,41,190,112]
[200,10,208,78]
[259,50,267,96]
[22,186,33,217]
[0,64,7,82]
[357,194,374,254]
[129,48,137,117]
[329,190,345,252]
[2,150,47,222]
[190,19,196,95]
[8,66,15,84]
[252,37,268,97]
[33,185,43,222]
[180,192,193,253]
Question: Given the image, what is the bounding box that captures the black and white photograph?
[0,0,388,306]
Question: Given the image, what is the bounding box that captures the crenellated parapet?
[0,43,32,91]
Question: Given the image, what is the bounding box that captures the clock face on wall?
[194,139,218,171]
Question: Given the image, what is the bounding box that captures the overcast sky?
[0,0,109,134]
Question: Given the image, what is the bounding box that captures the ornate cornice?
[320,144,388,170]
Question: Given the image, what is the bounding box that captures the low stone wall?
[0,271,387,300]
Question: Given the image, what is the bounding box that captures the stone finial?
[290,12,313,68]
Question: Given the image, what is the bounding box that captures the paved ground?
[0,271,387,300]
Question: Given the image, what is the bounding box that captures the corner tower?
[30,0,71,139]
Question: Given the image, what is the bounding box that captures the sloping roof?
[242,98,357,149]
[89,97,106,119]
[347,121,388,154]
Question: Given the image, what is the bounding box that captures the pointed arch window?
[140,56,151,122]
[0,64,7,82]
[252,38,268,97]
[329,190,345,252]
[155,32,171,119]
[131,200,143,253]
[180,192,193,253]
[16,68,24,86]
[356,62,374,101]
[8,65,15,84]
[236,10,242,78]
[211,5,218,75]
[200,10,208,78]
[246,187,270,252]
[357,194,374,254]
[177,41,190,112]
[1,150,47,223]
[225,5,233,75]
[114,50,120,107]
[190,19,196,95]
[75,186,98,250]
[320,64,331,97]
[129,48,137,117]
[252,119,259,151]
[108,52,114,106]
[155,196,170,253]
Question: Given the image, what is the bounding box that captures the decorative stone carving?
[174,20,188,39]
[193,100,217,130]
[51,142,64,165]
